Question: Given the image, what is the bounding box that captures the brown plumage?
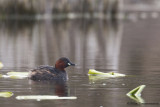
[28,57,75,81]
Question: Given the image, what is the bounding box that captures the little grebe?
[29,57,75,81]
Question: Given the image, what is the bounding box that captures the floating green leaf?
[7,72,29,76]
[89,75,108,81]
[126,85,146,96]
[16,95,77,101]
[0,74,2,78]
[0,92,13,98]
[126,85,146,104]
[3,72,29,79]
[0,62,4,69]
[88,69,126,77]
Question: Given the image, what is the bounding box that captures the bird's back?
[29,65,67,81]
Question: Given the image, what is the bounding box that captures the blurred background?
[0,0,160,107]
[0,0,160,72]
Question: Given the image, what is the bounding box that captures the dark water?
[0,18,160,107]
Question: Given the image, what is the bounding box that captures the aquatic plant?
[0,92,13,98]
[126,85,146,104]
[88,69,126,77]
[0,62,4,69]
[16,95,77,101]
[2,72,29,79]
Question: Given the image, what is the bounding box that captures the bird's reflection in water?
[29,80,68,96]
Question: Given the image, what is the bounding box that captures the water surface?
[0,18,160,107]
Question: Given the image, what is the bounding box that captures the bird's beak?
[68,62,76,66]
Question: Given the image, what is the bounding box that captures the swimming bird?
[29,57,75,81]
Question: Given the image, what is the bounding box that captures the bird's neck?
[55,66,65,71]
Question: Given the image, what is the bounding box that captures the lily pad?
[0,92,13,98]
[0,74,2,78]
[0,62,4,69]
[126,85,146,104]
[3,72,29,79]
[88,69,126,77]
[7,72,29,76]
[16,95,77,101]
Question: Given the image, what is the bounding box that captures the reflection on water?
[0,18,160,107]
[29,80,68,96]
[0,19,123,72]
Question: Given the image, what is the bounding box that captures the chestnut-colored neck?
[55,60,65,71]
